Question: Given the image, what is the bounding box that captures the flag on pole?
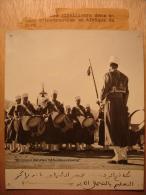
[87,66,91,76]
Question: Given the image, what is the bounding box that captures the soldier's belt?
[110,89,126,93]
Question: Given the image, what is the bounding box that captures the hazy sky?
[5,30,144,117]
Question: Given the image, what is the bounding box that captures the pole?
[89,58,99,102]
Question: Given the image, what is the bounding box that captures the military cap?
[109,56,119,66]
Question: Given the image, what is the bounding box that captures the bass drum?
[82,117,95,128]
[51,112,65,127]
[129,109,144,132]
[27,116,42,128]
[54,113,65,125]
[61,115,73,133]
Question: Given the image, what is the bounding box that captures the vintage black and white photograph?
[5,30,144,190]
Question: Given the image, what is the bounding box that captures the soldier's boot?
[50,144,60,152]
[76,143,82,151]
[46,144,51,151]
[86,144,93,151]
[5,143,7,150]
[25,143,31,153]
[109,146,128,164]
[9,143,13,152]
[10,141,16,152]
[119,146,128,161]
[66,143,72,151]
[16,143,21,152]
[19,145,25,154]
[80,143,86,151]
[5,143,10,150]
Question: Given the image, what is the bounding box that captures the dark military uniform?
[71,105,86,143]
[50,99,65,144]
[6,104,19,143]
[84,109,95,145]
[52,99,64,113]
[75,105,86,116]
[101,69,129,147]
[17,101,36,145]
[37,101,54,115]
[19,101,36,116]
[5,111,9,143]
[37,101,57,144]
[97,108,105,146]
[86,110,94,118]
[62,109,75,144]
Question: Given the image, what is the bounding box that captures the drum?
[62,116,74,133]
[77,116,86,126]
[51,112,65,126]
[54,114,65,125]
[83,117,95,128]
[129,109,144,146]
[21,116,31,131]
[27,116,42,128]
[129,109,144,132]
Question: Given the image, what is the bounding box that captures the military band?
[5,92,98,153]
[5,56,144,164]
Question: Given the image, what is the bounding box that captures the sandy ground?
[5,148,144,170]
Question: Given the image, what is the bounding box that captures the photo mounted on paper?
[5,30,144,190]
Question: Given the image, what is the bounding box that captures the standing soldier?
[17,93,36,153]
[5,110,9,149]
[63,105,75,151]
[21,93,36,114]
[84,104,96,150]
[37,94,55,152]
[6,95,21,152]
[97,104,105,147]
[75,96,86,116]
[100,56,129,164]
[72,96,86,151]
[52,90,64,114]
[51,90,64,151]
[85,104,94,118]
[36,87,48,151]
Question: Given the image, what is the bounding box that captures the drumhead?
[83,118,94,127]
[27,116,42,128]
[54,114,65,124]
[130,109,144,132]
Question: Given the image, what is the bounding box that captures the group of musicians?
[5,90,99,154]
[5,56,144,164]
